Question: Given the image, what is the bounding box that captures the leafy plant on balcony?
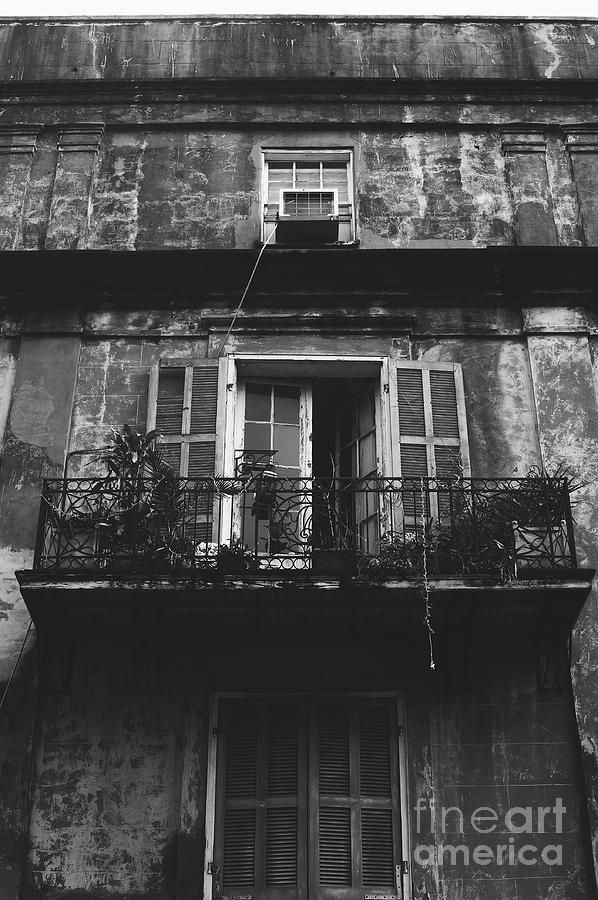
[48,426,194,572]
[358,489,516,582]
[483,464,582,528]
[216,538,260,575]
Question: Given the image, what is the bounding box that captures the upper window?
[262,149,355,246]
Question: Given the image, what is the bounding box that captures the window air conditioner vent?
[276,189,339,244]
[281,190,337,218]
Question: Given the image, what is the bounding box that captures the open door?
[235,380,312,561]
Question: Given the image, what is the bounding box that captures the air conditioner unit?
[276,188,340,244]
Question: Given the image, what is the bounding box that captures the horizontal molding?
[566,129,598,152]
[0,125,41,155]
[3,76,598,105]
[501,130,547,153]
[57,124,105,153]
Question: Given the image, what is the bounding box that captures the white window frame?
[203,690,412,900]
[222,354,394,481]
[219,354,394,550]
[261,148,355,243]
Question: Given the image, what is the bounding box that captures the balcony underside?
[16,569,593,635]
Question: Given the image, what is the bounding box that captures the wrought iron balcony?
[33,475,577,578]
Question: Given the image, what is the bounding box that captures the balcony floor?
[16,568,594,636]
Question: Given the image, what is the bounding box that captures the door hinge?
[208,862,221,876]
[212,726,224,737]
[401,861,409,875]
[398,725,404,737]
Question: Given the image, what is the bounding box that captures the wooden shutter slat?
[397,369,426,436]
[319,704,350,796]
[267,704,298,796]
[225,704,258,798]
[361,809,395,887]
[188,442,216,479]
[319,807,352,886]
[158,442,182,474]
[223,809,256,889]
[430,370,460,439]
[399,444,429,478]
[265,808,298,886]
[190,366,219,434]
[359,705,392,798]
[155,368,185,434]
[434,445,461,478]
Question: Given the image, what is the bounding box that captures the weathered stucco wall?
[1,18,598,82]
[1,14,598,900]
[0,125,597,250]
[20,632,594,900]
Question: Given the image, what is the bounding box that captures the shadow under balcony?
[16,475,593,635]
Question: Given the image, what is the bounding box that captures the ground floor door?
[210,695,405,900]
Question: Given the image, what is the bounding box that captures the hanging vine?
[420,476,435,671]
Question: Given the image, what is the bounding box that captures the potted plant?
[217,539,260,575]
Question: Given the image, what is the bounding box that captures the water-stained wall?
[1,15,598,900]
[19,628,595,900]
[1,125,598,251]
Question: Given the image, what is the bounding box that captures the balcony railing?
[33,476,577,577]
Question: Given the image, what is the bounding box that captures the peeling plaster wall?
[1,15,598,900]
[26,638,197,898]
[0,336,80,900]
[2,123,598,250]
[20,633,594,900]
[2,19,598,82]
[414,337,542,476]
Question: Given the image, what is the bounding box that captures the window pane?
[323,163,348,202]
[268,163,293,203]
[358,393,375,435]
[359,432,376,476]
[274,385,300,424]
[245,383,271,422]
[339,405,353,448]
[245,422,271,453]
[295,163,320,186]
[273,425,300,468]
[340,444,356,479]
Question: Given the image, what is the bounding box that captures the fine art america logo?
[413,798,566,868]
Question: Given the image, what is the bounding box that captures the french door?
[235,380,312,557]
[210,696,405,900]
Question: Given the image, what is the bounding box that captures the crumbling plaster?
[1,124,597,251]
[0,15,598,900]
[2,20,598,82]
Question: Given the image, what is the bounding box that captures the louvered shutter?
[214,699,307,900]
[396,363,469,519]
[149,359,222,478]
[312,699,402,900]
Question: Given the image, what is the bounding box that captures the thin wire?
[217,225,277,358]
[420,476,435,671]
[0,619,34,715]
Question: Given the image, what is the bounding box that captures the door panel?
[215,699,308,900]
[311,699,401,900]
[213,697,403,900]
[237,380,312,558]
[338,388,379,552]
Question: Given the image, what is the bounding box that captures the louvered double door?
[213,697,403,900]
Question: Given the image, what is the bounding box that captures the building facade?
[0,15,598,900]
